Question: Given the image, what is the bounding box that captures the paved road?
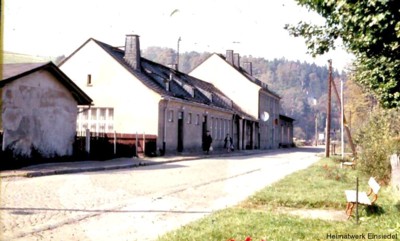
[0,147,323,241]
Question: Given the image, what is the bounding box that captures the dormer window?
[87,74,92,86]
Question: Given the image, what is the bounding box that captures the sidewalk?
[0,149,271,179]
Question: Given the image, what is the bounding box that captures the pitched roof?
[194,53,281,99]
[1,62,93,105]
[63,38,256,121]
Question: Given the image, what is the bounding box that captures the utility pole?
[341,79,345,159]
[326,59,332,157]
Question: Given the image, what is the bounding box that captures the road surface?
[0,147,322,241]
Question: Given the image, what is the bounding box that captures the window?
[168,110,174,122]
[90,109,97,120]
[195,114,200,125]
[82,110,88,120]
[108,109,114,120]
[108,123,114,132]
[77,107,114,133]
[187,113,192,124]
[87,74,92,86]
[99,108,106,120]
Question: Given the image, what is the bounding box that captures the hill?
[2,51,64,64]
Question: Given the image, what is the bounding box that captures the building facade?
[190,50,294,149]
[60,35,255,154]
[0,62,92,158]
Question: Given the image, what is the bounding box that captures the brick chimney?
[233,53,240,68]
[244,62,253,76]
[226,50,234,65]
[124,34,141,72]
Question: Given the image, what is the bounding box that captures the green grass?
[157,158,400,241]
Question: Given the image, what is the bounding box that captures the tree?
[285,0,400,109]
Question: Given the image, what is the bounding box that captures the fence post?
[135,132,138,157]
[143,132,146,156]
[114,131,117,155]
[85,129,90,155]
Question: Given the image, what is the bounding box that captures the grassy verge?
[157,157,400,241]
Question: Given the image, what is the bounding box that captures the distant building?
[0,62,92,158]
[190,50,294,149]
[60,35,256,154]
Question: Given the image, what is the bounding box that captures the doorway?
[177,111,184,152]
[202,115,208,151]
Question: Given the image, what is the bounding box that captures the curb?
[0,149,285,179]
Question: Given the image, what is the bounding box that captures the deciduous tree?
[285,0,400,108]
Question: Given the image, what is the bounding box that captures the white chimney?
[124,34,141,72]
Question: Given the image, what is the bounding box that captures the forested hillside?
[142,47,343,141]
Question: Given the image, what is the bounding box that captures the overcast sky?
[3,0,353,70]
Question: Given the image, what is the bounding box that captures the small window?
[168,110,174,122]
[195,114,200,125]
[87,74,92,86]
[90,109,97,120]
[108,108,114,120]
[187,113,192,124]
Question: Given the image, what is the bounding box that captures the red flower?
[245,237,252,241]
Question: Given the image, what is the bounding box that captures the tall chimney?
[244,62,253,76]
[226,50,234,65]
[233,53,240,68]
[124,34,141,72]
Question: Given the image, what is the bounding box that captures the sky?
[3,0,353,71]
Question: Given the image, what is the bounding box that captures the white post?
[113,131,117,155]
[341,79,345,159]
[85,128,90,154]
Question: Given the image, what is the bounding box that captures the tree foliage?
[355,109,400,184]
[285,0,400,109]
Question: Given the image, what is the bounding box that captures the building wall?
[60,40,161,135]
[158,99,234,153]
[190,54,260,118]
[191,54,284,149]
[259,91,281,149]
[1,71,78,157]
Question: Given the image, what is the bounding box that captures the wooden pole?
[325,60,332,157]
[330,78,357,157]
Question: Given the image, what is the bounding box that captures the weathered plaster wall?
[2,70,78,157]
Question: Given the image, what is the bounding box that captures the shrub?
[355,109,400,184]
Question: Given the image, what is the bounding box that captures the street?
[1,147,322,241]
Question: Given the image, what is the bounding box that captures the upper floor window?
[168,110,174,122]
[87,74,92,86]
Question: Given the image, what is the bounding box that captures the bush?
[355,109,400,184]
